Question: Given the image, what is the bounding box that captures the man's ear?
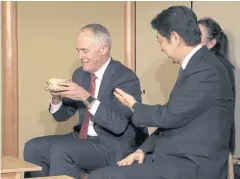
[100,45,109,55]
[171,31,181,46]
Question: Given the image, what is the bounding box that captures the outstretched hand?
[113,88,137,109]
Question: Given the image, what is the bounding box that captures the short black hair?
[151,6,201,46]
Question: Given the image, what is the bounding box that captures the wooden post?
[124,1,136,71]
[2,1,19,157]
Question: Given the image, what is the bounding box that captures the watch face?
[85,95,95,105]
[87,96,95,103]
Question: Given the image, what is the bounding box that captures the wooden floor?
[27,176,74,179]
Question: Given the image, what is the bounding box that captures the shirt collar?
[182,44,203,70]
[94,57,111,80]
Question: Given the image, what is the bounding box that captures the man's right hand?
[117,149,145,166]
[50,91,62,104]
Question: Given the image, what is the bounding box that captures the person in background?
[199,16,240,179]
[198,17,236,154]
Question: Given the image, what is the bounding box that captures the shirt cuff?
[88,100,100,116]
[50,101,63,114]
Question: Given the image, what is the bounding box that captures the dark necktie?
[79,74,97,138]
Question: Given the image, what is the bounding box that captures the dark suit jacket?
[217,55,236,154]
[51,59,147,164]
[139,54,236,154]
[133,46,235,179]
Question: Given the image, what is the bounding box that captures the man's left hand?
[113,88,137,109]
[55,82,90,101]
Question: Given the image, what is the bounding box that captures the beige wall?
[193,1,240,156]
[136,1,190,133]
[17,1,239,158]
[18,2,124,158]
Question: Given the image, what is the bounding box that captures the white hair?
[80,24,112,49]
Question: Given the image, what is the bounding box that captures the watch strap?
[84,95,95,106]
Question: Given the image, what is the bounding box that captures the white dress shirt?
[50,57,112,136]
[181,44,203,70]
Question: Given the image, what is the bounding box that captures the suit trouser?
[24,132,110,179]
[88,155,200,179]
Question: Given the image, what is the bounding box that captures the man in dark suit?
[24,24,147,178]
[88,6,235,179]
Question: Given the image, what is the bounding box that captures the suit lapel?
[98,59,116,100]
[174,45,208,89]
[82,72,91,92]
[174,68,187,89]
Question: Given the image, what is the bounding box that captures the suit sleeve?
[51,69,85,122]
[138,129,160,154]
[132,69,220,128]
[51,98,85,122]
[91,72,142,134]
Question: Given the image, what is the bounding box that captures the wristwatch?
[83,95,95,106]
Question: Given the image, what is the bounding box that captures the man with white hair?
[24,24,147,178]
